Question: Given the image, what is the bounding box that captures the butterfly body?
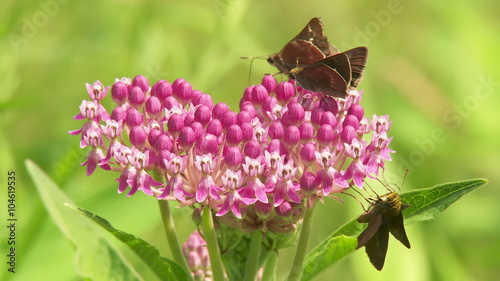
[356,191,411,270]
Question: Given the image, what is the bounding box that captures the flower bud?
[275,201,292,217]
[340,125,356,144]
[320,111,337,128]
[347,103,364,120]
[300,143,316,164]
[145,96,162,117]
[317,124,334,146]
[299,122,314,142]
[179,127,195,149]
[200,134,219,155]
[151,80,172,100]
[155,134,173,152]
[173,80,193,105]
[343,115,360,130]
[212,102,230,121]
[240,123,254,142]
[206,119,222,137]
[111,81,128,105]
[111,106,127,122]
[190,122,204,140]
[167,113,185,136]
[226,124,243,146]
[221,111,237,130]
[268,121,284,140]
[244,140,261,158]
[192,91,213,107]
[311,107,325,127]
[132,75,150,93]
[237,111,252,125]
[284,125,300,146]
[125,108,143,127]
[129,126,147,148]
[224,146,243,167]
[251,84,268,105]
[276,81,294,103]
[129,86,146,108]
[261,75,277,93]
[194,105,212,126]
[286,102,305,125]
[300,172,316,193]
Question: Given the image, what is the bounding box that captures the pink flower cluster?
[70,75,394,232]
[182,231,212,280]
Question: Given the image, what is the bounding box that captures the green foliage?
[402,179,488,224]
[301,179,487,281]
[26,160,141,281]
[27,159,188,281]
[66,204,188,281]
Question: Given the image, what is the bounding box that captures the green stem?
[243,230,263,281]
[158,200,193,280]
[261,250,277,281]
[287,206,316,281]
[201,206,226,281]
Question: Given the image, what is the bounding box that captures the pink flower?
[217,170,245,218]
[239,157,268,204]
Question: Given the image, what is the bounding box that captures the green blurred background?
[0,0,498,280]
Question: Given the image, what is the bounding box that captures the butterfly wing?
[365,218,389,271]
[294,63,348,97]
[343,47,368,88]
[270,40,326,73]
[357,210,383,249]
[292,17,338,56]
[388,211,411,249]
[318,53,352,85]
[268,17,339,73]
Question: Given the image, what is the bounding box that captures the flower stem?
[201,206,226,281]
[287,206,315,281]
[261,250,277,281]
[243,230,263,281]
[157,200,193,280]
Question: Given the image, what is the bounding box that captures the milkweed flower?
[70,74,395,234]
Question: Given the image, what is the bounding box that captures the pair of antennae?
[342,169,409,211]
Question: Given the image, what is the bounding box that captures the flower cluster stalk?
[243,230,263,281]
[158,200,192,277]
[202,206,227,281]
[287,206,315,281]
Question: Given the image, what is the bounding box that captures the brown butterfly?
[267,17,339,74]
[266,18,368,97]
[356,191,411,270]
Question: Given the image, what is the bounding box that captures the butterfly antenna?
[341,191,367,211]
[240,56,257,85]
[400,168,409,192]
[240,55,269,85]
[364,180,379,198]
[377,178,395,194]
[378,169,396,193]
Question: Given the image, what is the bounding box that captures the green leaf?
[401,179,487,224]
[26,160,141,281]
[66,204,188,281]
[301,178,487,281]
